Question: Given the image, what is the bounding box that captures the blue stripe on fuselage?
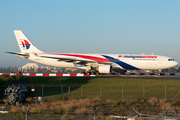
[102,55,139,70]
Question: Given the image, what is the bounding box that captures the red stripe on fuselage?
[43,53,111,63]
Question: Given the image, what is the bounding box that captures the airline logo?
[119,55,157,59]
[118,55,124,58]
[20,39,31,49]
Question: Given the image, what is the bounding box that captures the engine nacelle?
[97,65,112,73]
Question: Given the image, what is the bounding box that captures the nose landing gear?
[158,70,162,76]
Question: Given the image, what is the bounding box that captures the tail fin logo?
[20,39,31,49]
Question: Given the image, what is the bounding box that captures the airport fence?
[3,83,179,101]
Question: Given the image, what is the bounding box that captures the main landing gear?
[81,71,100,75]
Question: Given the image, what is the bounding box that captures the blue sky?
[0,0,180,67]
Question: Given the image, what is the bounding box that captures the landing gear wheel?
[96,72,100,75]
[81,72,86,74]
[158,73,161,76]
[91,72,94,75]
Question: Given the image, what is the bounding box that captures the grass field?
[1,75,180,119]
[2,76,180,101]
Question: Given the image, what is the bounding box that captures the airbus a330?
[5,30,178,74]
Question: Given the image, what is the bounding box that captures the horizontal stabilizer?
[4,51,29,59]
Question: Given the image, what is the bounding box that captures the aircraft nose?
[174,61,178,66]
[173,61,178,67]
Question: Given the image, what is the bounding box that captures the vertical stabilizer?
[14,30,44,53]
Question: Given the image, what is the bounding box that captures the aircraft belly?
[134,61,159,70]
[122,60,159,70]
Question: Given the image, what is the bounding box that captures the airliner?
[5,30,178,74]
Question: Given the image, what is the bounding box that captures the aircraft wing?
[39,55,98,65]
[38,54,112,66]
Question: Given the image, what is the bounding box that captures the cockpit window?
[168,59,174,61]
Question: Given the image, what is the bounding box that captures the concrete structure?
[19,63,39,72]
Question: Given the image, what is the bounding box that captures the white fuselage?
[26,53,178,70]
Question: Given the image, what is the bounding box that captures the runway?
[1,72,180,80]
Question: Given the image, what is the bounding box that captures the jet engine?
[96,65,112,73]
